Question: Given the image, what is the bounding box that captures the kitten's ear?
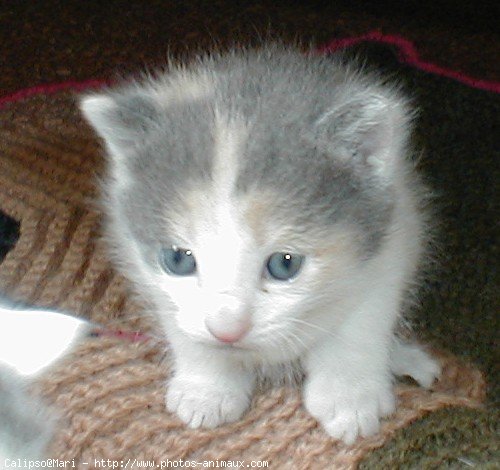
[315,93,411,177]
[80,89,160,159]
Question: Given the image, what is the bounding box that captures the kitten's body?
[0,366,54,463]
[81,45,440,444]
[0,297,89,460]
[0,298,56,462]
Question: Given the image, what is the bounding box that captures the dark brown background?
[1,0,499,95]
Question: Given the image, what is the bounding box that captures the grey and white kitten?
[81,44,440,444]
[0,296,89,459]
[0,298,55,462]
[0,366,54,462]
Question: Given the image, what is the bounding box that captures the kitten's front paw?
[303,375,395,445]
[166,376,250,428]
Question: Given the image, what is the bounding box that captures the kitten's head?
[81,46,412,361]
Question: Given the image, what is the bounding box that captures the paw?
[303,375,395,445]
[405,351,441,388]
[390,341,441,388]
[166,376,249,428]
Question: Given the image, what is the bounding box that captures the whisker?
[287,317,352,348]
[283,327,330,370]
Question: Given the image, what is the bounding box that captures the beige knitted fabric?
[0,93,486,469]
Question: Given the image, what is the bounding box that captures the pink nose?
[205,316,251,344]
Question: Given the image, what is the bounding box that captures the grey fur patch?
[118,98,216,234]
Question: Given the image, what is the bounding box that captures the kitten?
[0,298,53,462]
[0,297,90,460]
[80,44,440,444]
[0,366,55,462]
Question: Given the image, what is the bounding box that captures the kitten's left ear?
[314,92,412,178]
[80,88,161,160]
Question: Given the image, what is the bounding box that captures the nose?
[205,314,251,344]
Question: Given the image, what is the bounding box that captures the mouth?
[196,336,252,351]
[183,329,254,351]
[215,342,249,351]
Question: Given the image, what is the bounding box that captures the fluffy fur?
[81,44,440,444]
[0,367,55,463]
[0,297,53,462]
[0,297,90,459]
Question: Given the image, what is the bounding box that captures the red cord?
[318,31,500,93]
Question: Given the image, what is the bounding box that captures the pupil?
[173,250,183,265]
[283,255,291,270]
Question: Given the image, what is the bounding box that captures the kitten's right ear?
[80,89,160,159]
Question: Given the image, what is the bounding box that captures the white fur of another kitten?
[0,297,90,460]
[81,44,441,444]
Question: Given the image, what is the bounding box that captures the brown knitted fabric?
[0,92,486,468]
[35,337,484,469]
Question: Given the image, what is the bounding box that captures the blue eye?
[266,252,304,281]
[159,246,196,276]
